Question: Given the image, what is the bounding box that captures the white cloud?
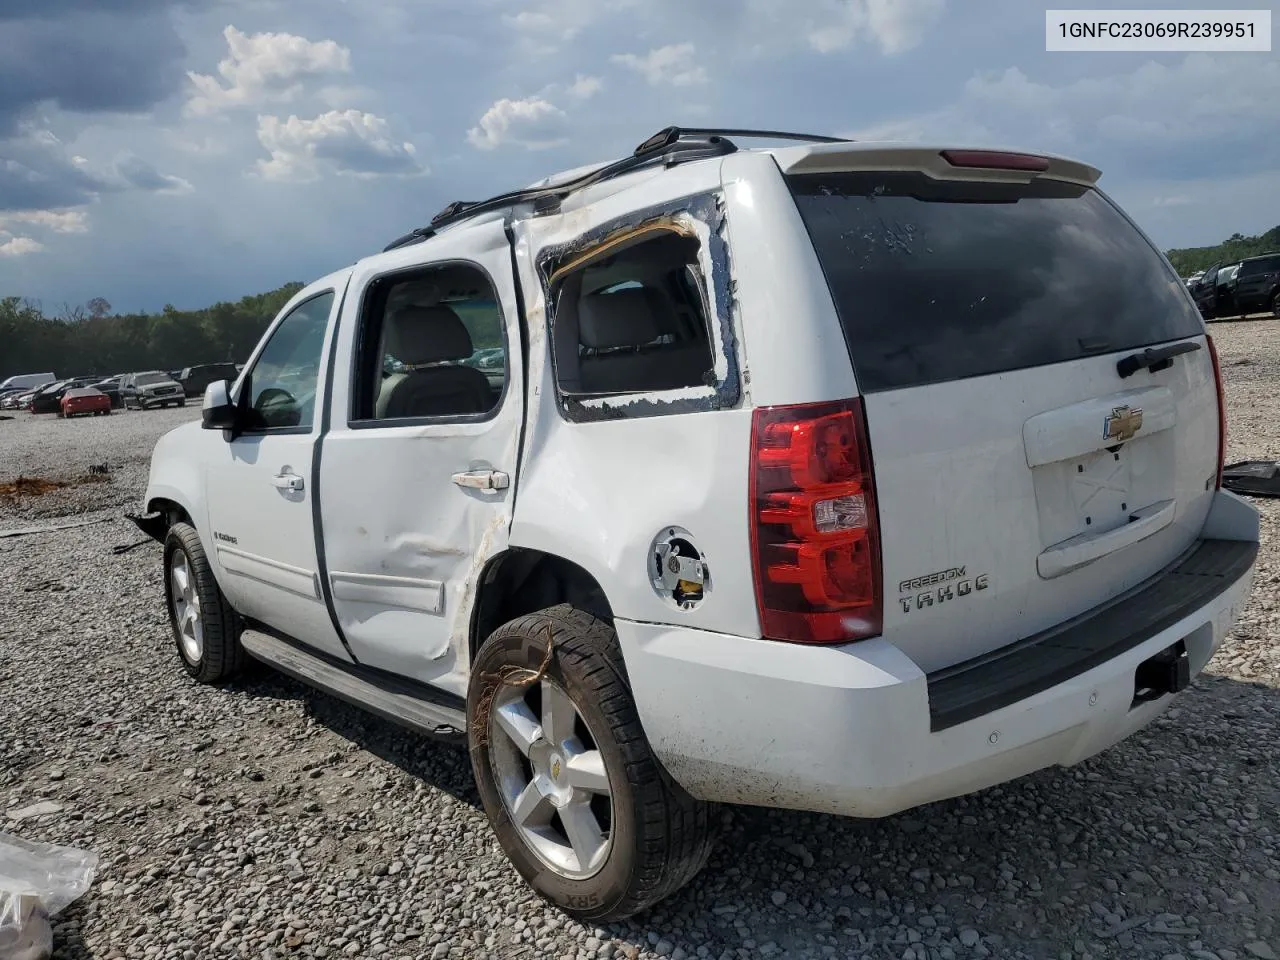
[1153,195,1194,208]
[567,74,603,100]
[0,209,89,234]
[501,0,631,43]
[502,0,944,55]
[467,97,569,151]
[823,0,945,54]
[612,43,708,87]
[845,53,1280,161]
[963,55,1280,150]
[255,110,423,182]
[0,237,45,257]
[186,26,352,116]
[115,155,193,195]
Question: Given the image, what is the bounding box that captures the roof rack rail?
[634,126,848,155]
[381,125,847,252]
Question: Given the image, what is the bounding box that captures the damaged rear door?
[781,151,1218,673]
[317,217,525,696]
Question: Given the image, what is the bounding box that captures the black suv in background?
[178,362,240,398]
[1189,261,1239,319]
[1190,253,1280,320]
[1231,253,1280,317]
[91,375,127,408]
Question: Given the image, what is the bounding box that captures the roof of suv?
[377,126,1100,257]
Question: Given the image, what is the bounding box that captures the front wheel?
[1271,291,1280,319]
[467,605,714,922]
[163,522,245,683]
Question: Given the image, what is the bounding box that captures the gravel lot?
[2,319,1278,960]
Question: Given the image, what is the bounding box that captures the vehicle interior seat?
[378,304,492,418]
[576,286,712,394]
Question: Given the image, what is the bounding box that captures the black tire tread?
[165,522,245,683]
[474,604,713,921]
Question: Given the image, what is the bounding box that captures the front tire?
[1271,291,1279,319]
[467,605,713,922]
[163,522,244,683]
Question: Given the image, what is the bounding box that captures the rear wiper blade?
[1116,340,1201,378]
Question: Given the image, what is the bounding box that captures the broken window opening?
[548,224,716,399]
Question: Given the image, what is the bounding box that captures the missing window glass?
[549,227,714,397]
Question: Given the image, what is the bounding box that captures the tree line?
[0,283,304,380]
[4,221,1279,381]
[1166,225,1280,276]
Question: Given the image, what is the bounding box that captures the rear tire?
[163,522,245,683]
[467,604,714,922]
[1271,291,1279,319]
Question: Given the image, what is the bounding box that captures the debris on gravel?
[1,319,1278,960]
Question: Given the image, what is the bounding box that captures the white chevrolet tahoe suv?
[140,127,1260,921]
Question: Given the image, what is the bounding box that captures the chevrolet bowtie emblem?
[1103,404,1143,442]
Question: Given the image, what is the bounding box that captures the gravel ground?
[2,321,1278,960]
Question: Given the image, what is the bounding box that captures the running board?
[239,629,468,742]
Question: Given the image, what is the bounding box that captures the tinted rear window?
[787,172,1203,393]
[1239,255,1280,276]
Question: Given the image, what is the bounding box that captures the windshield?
[135,373,169,386]
[787,172,1204,393]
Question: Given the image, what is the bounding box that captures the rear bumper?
[618,493,1258,819]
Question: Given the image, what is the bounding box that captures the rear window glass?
[787,172,1203,393]
[1239,256,1280,276]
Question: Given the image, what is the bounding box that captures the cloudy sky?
[1,0,1277,312]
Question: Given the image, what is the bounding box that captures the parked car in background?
[1,388,40,410]
[60,386,113,418]
[0,372,56,393]
[29,377,99,414]
[91,376,125,408]
[122,371,186,410]
[178,362,240,398]
[0,378,55,406]
[1230,253,1280,317]
[1190,261,1242,319]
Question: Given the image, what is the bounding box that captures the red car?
[60,386,113,418]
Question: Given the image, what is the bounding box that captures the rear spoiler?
[772,142,1102,187]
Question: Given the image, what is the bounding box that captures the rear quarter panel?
[507,158,802,638]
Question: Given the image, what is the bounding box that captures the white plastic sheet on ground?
[0,832,97,960]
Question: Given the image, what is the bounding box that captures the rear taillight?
[749,398,883,644]
[1207,334,1227,489]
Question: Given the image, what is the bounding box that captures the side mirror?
[202,380,237,431]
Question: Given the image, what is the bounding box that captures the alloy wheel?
[488,677,614,879]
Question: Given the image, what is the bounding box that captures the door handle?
[452,469,509,491]
[272,473,305,492]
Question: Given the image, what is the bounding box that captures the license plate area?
[1132,639,1190,707]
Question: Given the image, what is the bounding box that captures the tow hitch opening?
[1132,640,1190,706]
